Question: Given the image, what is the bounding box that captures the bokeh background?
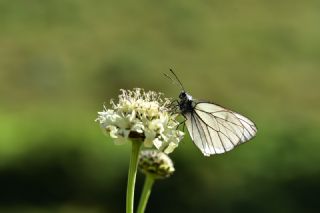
[1,0,320,212]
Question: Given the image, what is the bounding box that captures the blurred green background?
[1,0,320,212]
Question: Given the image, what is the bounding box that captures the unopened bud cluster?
[139,150,175,179]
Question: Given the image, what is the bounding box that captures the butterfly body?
[178,91,194,113]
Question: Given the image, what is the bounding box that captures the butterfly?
[165,69,257,156]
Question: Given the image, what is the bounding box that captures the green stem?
[136,174,155,213]
[126,140,142,213]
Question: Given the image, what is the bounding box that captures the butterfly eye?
[179,92,186,99]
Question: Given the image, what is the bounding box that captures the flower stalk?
[126,140,142,213]
[137,174,155,213]
[137,150,175,212]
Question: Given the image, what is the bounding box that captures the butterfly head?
[179,91,193,101]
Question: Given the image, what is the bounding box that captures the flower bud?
[139,150,175,179]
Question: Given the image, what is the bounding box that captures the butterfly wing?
[184,102,257,156]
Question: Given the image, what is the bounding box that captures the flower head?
[96,88,184,154]
[138,150,175,179]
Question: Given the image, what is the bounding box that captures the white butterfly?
[166,70,257,156]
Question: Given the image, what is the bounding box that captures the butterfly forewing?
[184,102,257,156]
[185,113,214,156]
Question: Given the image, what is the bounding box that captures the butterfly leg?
[182,121,186,132]
[176,116,187,132]
[168,99,179,107]
[168,99,180,114]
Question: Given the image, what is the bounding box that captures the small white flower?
[96,88,184,153]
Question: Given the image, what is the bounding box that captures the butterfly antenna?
[163,73,181,89]
[163,73,174,82]
[169,68,185,91]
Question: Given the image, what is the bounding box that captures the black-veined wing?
[184,102,257,156]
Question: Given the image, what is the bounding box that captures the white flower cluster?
[96,88,184,154]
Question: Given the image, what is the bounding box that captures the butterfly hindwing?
[184,102,257,156]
